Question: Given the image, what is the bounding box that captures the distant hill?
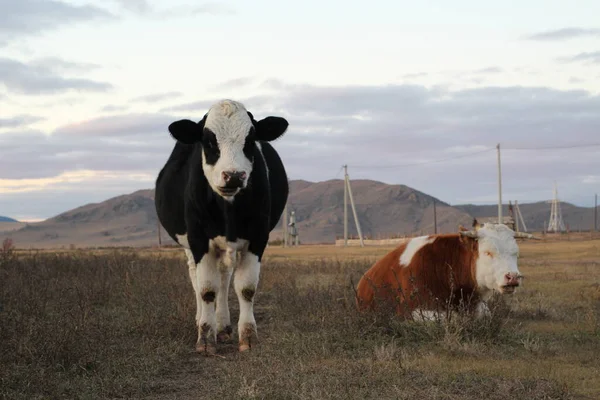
[4,180,474,248]
[455,202,596,232]
[287,179,473,243]
[5,189,174,249]
[0,216,18,222]
[5,179,595,249]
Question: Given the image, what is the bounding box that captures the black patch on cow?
[201,290,216,303]
[202,128,220,165]
[243,127,256,161]
[242,288,255,302]
[169,115,206,145]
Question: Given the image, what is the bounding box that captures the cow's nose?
[504,273,520,286]
[222,171,247,188]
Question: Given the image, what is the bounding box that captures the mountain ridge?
[2,180,596,248]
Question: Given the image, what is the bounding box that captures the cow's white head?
[168,100,288,200]
[460,220,532,295]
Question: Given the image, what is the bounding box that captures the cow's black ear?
[256,116,288,141]
[168,118,204,144]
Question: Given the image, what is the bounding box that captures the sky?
[1,0,600,221]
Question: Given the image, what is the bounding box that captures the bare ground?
[1,239,599,399]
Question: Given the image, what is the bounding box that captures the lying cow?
[355,221,534,319]
[155,99,289,353]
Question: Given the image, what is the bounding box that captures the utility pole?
[283,203,288,247]
[433,199,437,234]
[346,174,364,247]
[509,200,516,231]
[343,165,364,247]
[343,165,348,246]
[515,201,527,232]
[497,143,502,224]
[595,193,597,232]
[157,220,162,248]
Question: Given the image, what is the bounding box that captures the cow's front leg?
[234,251,260,352]
[196,250,220,354]
[216,267,233,343]
[184,249,202,324]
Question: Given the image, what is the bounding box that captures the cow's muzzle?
[220,171,247,193]
[500,272,522,293]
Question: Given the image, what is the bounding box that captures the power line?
[345,142,600,170]
[349,148,494,170]
[503,143,600,150]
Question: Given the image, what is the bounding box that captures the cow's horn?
[460,230,478,238]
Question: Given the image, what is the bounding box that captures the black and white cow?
[155,99,289,354]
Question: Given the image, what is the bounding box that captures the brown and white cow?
[355,222,535,319]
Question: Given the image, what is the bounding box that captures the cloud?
[524,27,600,41]
[402,72,429,79]
[473,67,503,74]
[28,57,101,73]
[52,113,173,138]
[557,51,600,65]
[160,100,216,113]
[0,0,113,46]
[100,105,130,113]
[0,114,45,129]
[131,91,183,103]
[189,2,236,16]
[210,77,255,91]
[112,1,236,17]
[0,57,113,95]
[112,0,151,14]
[0,169,155,194]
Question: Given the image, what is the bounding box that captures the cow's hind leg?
[234,251,260,352]
[216,268,233,343]
[196,251,220,354]
[184,249,202,325]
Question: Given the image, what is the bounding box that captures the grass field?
[1,238,599,399]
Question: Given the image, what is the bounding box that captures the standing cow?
[355,221,535,319]
[155,99,289,353]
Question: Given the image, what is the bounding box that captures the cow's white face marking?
[474,223,522,294]
[202,100,254,200]
[400,235,436,267]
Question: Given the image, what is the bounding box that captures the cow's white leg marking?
[475,301,491,319]
[184,249,202,324]
[216,268,233,342]
[234,251,260,352]
[400,236,436,267]
[411,309,441,322]
[196,250,220,354]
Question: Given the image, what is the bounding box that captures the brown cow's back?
[356,234,479,315]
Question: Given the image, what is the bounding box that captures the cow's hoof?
[196,341,217,355]
[197,323,217,355]
[239,343,251,352]
[217,326,233,343]
[238,323,257,352]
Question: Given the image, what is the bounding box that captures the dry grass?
[1,238,599,399]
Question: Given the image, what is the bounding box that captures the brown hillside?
[7,190,175,249]
[287,179,473,243]
[10,180,587,249]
